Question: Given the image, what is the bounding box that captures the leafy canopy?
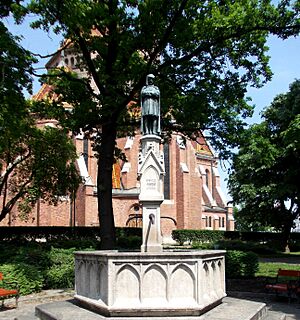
[0,4,80,223]
[20,0,300,248]
[26,0,300,156]
[229,80,300,243]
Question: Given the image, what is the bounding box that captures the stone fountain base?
[74,250,226,317]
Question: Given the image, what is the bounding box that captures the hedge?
[172,229,300,245]
[0,226,142,244]
[172,230,224,245]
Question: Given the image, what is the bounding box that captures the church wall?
[112,198,140,227]
[74,184,87,226]
[0,131,233,234]
[187,149,202,230]
[175,141,185,230]
[81,186,98,226]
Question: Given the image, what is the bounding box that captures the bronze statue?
[141,74,161,135]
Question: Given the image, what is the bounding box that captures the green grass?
[287,251,300,255]
[256,262,300,278]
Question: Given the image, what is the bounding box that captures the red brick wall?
[0,133,232,233]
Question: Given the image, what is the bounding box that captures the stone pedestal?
[74,250,226,317]
[138,135,164,252]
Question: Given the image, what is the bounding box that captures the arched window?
[64,58,69,66]
[126,204,142,228]
[83,138,89,170]
[70,57,75,67]
[205,169,210,188]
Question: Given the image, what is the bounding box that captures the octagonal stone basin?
[74,250,226,317]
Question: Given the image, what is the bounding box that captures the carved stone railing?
[75,250,226,317]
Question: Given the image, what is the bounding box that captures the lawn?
[257,262,300,278]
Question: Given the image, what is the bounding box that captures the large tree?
[22,0,300,248]
[228,80,300,250]
[0,4,80,224]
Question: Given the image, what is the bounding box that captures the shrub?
[13,244,51,271]
[172,229,224,245]
[225,250,259,278]
[191,242,214,249]
[117,235,142,249]
[0,263,44,295]
[47,239,99,249]
[46,264,74,289]
[44,247,75,289]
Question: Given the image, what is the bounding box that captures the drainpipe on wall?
[69,195,73,227]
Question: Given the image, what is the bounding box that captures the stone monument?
[138,74,164,253]
[72,75,226,317]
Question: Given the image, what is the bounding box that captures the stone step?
[26,297,273,320]
[15,309,286,320]
[15,297,288,320]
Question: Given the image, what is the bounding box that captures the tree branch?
[0,152,31,195]
[30,41,70,59]
[0,176,32,222]
[75,29,107,95]
[158,23,300,70]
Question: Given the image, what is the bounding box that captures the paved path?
[1,290,300,320]
[229,291,300,320]
[0,289,74,320]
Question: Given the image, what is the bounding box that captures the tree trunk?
[282,219,293,253]
[97,122,117,250]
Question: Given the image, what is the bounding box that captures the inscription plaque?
[146,178,157,190]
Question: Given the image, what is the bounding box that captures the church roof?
[32,83,57,101]
[194,134,213,156]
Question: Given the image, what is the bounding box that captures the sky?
[4,15,300,199]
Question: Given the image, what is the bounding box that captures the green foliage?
[0,226,141,246]
[225,251,259,278]
[0,263,44,295]
[0,11,81,223]
[0,227,142,292]
[172,229,224,245]
[117,235,142,250]
[44,248,75,289]
[19,0,300,249]
[229,80,300,249]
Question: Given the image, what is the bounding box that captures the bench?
[265,269,300,302]
[0,272,19,308]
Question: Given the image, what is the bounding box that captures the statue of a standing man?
[141,74,161,135]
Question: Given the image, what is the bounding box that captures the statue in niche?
[141,74,161,135]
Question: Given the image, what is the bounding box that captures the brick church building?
[0,39,234,240]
